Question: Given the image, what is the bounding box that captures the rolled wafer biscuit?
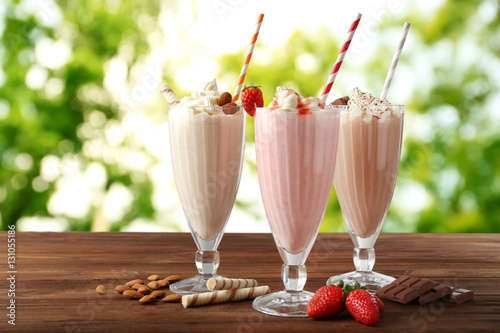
[159,83,180,104]
[206,278,258,290]
[182,286,270,308]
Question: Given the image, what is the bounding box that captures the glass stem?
[282,264,307,292]
[195,250,220,276]
[353,247,375,272]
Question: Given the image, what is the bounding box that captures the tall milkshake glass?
[168,104,246,294]
[328,100,404,292]
[253,105,341,317]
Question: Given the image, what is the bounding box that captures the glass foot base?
[169,274,224,295]
[327,271,395,293]
[252,290,314,317]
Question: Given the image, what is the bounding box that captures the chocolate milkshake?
[327,88,404,292]
[334,88,403,239]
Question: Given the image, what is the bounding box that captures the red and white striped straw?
[320,13,362,104]
[232,13,264,103]
[380,22,411,100]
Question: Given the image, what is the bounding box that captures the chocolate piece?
[418,281,452,305]
[376,275,435,304]
[446,287,474,304]
[377,275,474,306]
[330,96,350,105]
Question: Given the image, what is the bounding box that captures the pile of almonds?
[96,274,182,304]
[217,92,238,115]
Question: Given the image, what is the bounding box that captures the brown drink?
[334,92,403,238]
[328,88,404,291]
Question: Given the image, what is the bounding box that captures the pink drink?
[255,108,340,254]
[334,111,403,238]
[253,87,340,317]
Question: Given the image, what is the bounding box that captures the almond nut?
[123,290,144,299]
[150,290,166,298]
[132,283,143,291]
[139,294,156,304]
[218,92,232,106]
[125,279,144,287]
[96,285,106,294]
[147,281,160,290]
[115,285,132,294]
[165,275,181,283]
[157,279,170,288]
[147,274,160,281]
[162,294,182,303]
[137,286,151,295]
[222,102,238,115]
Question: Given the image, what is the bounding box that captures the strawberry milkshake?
[253,86,340,317]
[166,79,245,294]
[256,87,340,255]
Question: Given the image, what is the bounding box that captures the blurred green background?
[1,0,499,233]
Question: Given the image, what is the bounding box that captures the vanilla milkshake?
[168,79,245,241]
[166,79,246,295]
[334,88,404,239]
[255,87,340,255]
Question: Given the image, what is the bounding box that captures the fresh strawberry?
[307,286,345,318]
[373,294,385,313]
[345,289,380,326]
[240,83,264,117]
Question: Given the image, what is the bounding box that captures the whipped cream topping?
[347,87,402,122]
[307,96,321,110]
[177,79,241,115]
[200,78,218,92]
[268,86,324,113]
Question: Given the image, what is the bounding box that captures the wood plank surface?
[0,232,498,332]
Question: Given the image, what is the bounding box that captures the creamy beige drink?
[168,79,245,241]
[334,88,403,239]
[165,79,245,295]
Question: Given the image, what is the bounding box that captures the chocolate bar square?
[376,275,435,304]
[446,287,474,304]
[418,282,452,305]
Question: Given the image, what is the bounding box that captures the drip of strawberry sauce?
[270,89,324,115]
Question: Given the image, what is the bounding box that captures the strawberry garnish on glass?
[240,83,264,117]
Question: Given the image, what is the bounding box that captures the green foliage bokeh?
[1,0,499,233]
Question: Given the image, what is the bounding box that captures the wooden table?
[0,232,498,332]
